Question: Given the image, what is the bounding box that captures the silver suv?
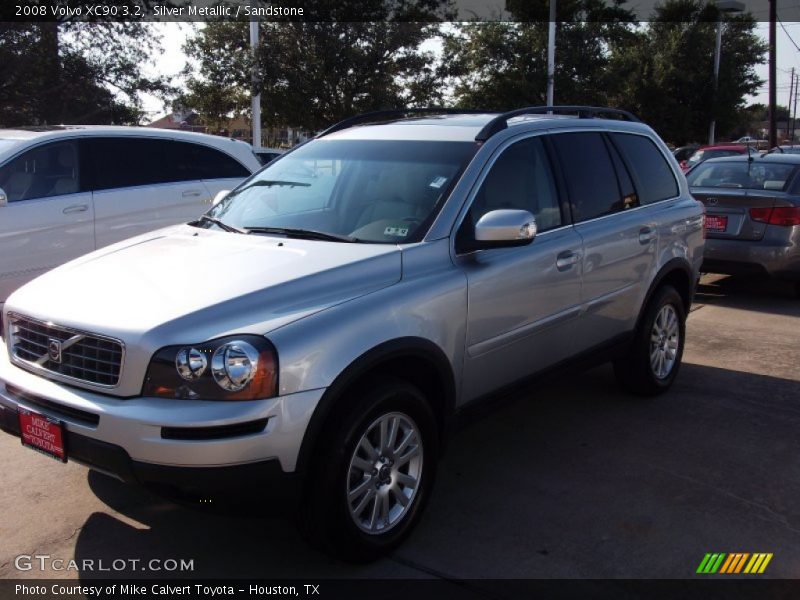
[0,107,704,561]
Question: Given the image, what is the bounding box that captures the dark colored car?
[682,144,748,173]
[673,144,699,163]
[687,154,800,290]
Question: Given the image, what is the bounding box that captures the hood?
[7,221,401,339]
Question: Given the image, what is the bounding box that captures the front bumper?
[0,342,325,493]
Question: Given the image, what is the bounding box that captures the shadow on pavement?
[696,274,800,318]
[75,360,800,580]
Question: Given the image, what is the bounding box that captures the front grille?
[8,314,124,387]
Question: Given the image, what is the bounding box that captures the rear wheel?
[614,285,686,395]
[300,377,438,562]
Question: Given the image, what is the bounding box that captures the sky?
[139,20,800,120]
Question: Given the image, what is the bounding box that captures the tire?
[614,284,686,396]
[300,377,438,562]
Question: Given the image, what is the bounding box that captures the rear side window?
[0,141,82,201]
[551,132,622,222]
[170,141,250,180]
[611,133,678,205]
[88,138,169,190]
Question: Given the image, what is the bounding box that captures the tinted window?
[606,139,638,209]
[687,161,797,191]
[611,133,678,205]
[170,141,250,180]
[551,132,622,222]
[89,138,169,190]
[0,142,81,201]
[467,137,562,233]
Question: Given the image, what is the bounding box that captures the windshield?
[201,139,477,243]
[687,161,798,191]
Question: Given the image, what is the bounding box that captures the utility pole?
[709,18,723,144]
[789,68,795,142]
[793,78,799,145]
[250,0,262,149]
[769,0,777,148]
[546,0,556,108]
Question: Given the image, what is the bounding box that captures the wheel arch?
[640,258,695,323]
[293,337,457,476]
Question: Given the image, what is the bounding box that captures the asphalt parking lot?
[1,274,799,581]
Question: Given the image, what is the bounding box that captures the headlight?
[143,335,277,401]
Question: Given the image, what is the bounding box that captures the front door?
[0,140,94,303]
[454,135,583,403]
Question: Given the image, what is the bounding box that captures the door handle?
[639,226,656,244]
[182,190,203,198]
[556,250,581,271]
[62,204,88,214]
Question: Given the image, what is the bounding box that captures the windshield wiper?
[228,180,312,197]
[244,226,359,243]
[196,215,248,234]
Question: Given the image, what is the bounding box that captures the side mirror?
[213,190,230,206]
[0,188,7,207]
[473,209,537,248]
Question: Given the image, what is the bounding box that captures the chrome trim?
[6,312,126,389]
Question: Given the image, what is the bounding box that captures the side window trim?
[602,132,640,210]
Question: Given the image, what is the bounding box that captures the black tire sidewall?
[307,378,438,561]
[638,285,686,391]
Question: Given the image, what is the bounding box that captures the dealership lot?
[0,274,798,580]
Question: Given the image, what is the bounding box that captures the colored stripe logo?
[697,553,773,574]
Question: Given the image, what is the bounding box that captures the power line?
[779,17,800,52]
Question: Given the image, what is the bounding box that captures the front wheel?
[300,378,438,562]
[614,285,686,396]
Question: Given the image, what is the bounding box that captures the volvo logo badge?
[47,339,62,363]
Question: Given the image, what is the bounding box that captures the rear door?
[87,137,213,248]
[0,140,94,303]
[550,131,678,352]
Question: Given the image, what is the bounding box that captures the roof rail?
[317,108,497,138]
[474,106,641,142]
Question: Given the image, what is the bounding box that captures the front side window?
[0,141,80,201]
[464,136,562,235]
[611,133,678,205]
[687,161,797,191]
[551,132,623,222]
[204,139,477,243]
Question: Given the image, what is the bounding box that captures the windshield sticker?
[384,225,410,237]
[429,176,448,189]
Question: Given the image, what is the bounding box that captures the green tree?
[607,0,766,144]
[440,1,636,109]
[0,21,169,126]
[183,20,444,134]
